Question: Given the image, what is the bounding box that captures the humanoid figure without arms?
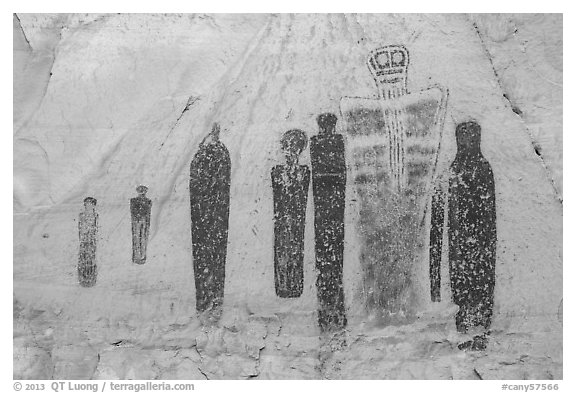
[190,123,231,314]
[429,121,497,350]
[310,113,347,330]
[78,197,98,287]
[271,129,310,298]
[131,185,152,264]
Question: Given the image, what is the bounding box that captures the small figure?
[130,185,152,264]
[271,129,310,298]
[78,197,98,287]
[310,113,347,331]
[429,121,497,343]
[190,123,231,314]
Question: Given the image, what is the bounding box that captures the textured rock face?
[471,14,563,198]
[14,13,562,379]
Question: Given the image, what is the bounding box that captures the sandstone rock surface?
[14,13,562,380]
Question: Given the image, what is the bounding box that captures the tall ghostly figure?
[310,113,347,331]
[78,197,98,287]
[429,121,497,342]
[190,123,231,314]
[271,129,310,298]
[341,45,447,317]
[131,185,152,265]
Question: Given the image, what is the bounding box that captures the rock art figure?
[367,44,410,192]
[340,45,448,318]
[130,185,152,265]
[429,121,497,348]
[190,123,231,314]
[310,113,347,331]
[78,197,98,287]
[271,129,310,298]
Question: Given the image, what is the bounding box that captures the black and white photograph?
[10,6,566,388]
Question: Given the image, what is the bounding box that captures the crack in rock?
[471,20,562,204]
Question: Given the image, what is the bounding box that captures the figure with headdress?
[340,45,448,318]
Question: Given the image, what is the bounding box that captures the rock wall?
[14,13,562,379]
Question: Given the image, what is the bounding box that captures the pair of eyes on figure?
[373,50,407,69]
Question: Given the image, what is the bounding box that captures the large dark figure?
[190,123,231,313]
[78,197,98,287]
[130,185,152,265]
[310,113,347,331]
[429,121,497,342]
[271,129,310,298]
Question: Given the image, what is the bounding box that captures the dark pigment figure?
[271,129,310,298]
[429,121,497,350]
[190,123,231,313]
[310,113,347,331]
[130,185,152,264]
[78,197,98,287]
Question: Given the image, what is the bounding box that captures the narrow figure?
[190,123,231,314]
[271,129,310,298]
[130,185,152,265]
[78,197,98,287]
[310,113,347,331]
[429,185,444,303]
[429,121,497,350]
